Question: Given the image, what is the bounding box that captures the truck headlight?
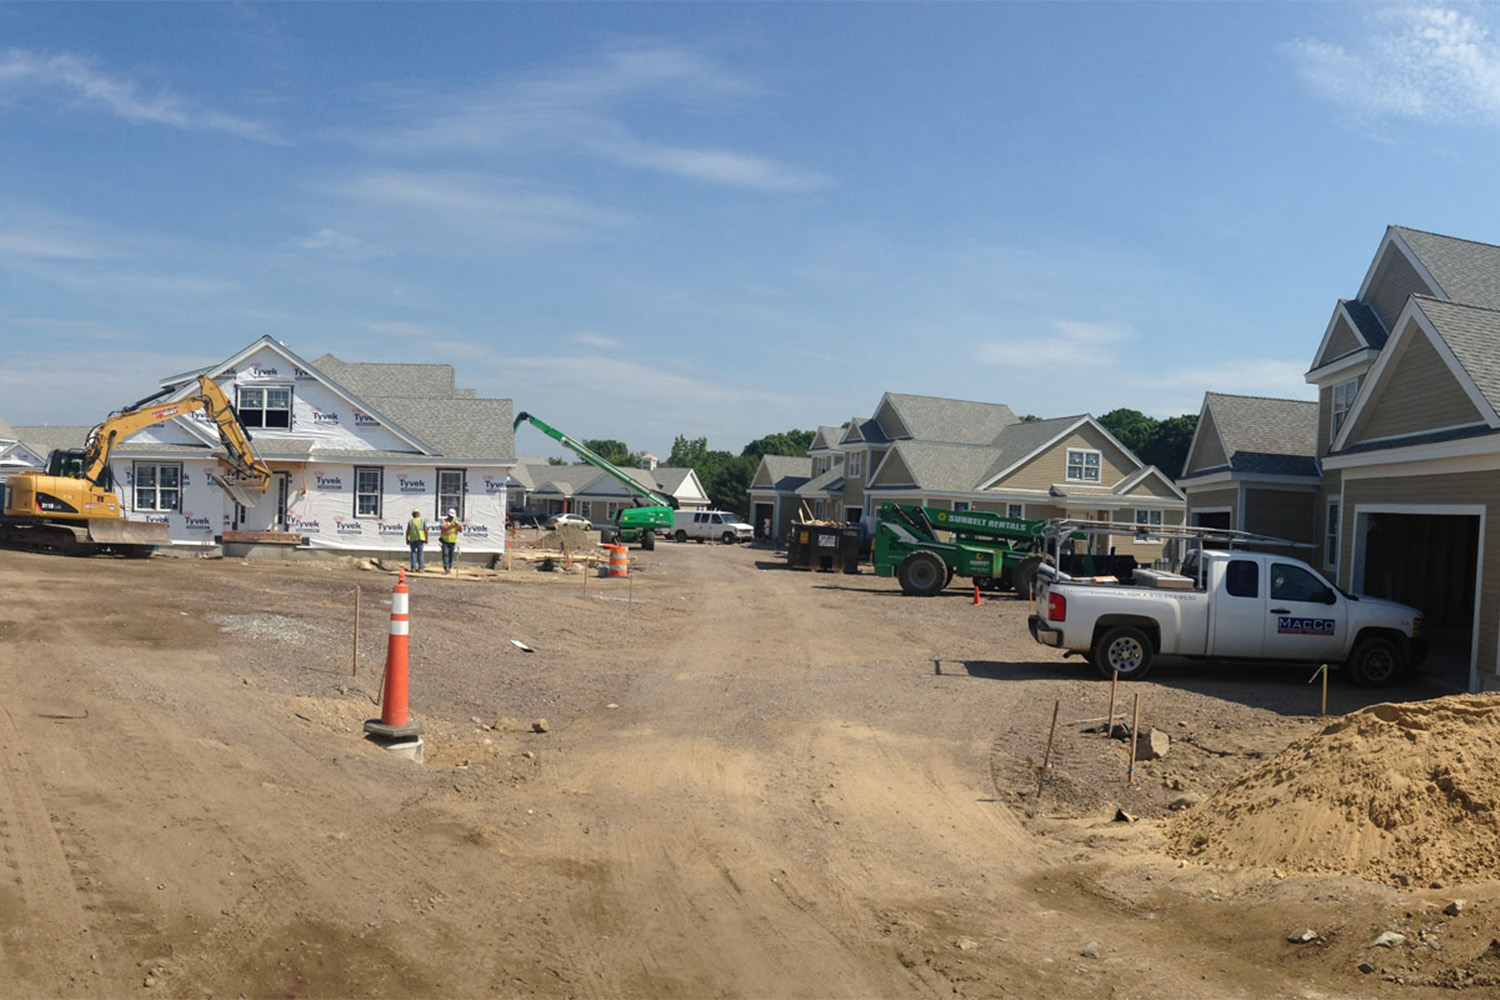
[1412,616,1423,638]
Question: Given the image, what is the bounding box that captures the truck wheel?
[1012,556,1046,600]
[897,551,947,597]
[1347,635,1404,687]
[973,576,994,591]
[675,529,688,543]
[722,531,736,545]
[599,526,617,545]
[640,530,655,552]
[1092,626,1154,681]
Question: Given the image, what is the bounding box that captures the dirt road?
[0,543,1480,997]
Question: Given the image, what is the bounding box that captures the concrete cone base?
[364,718,425,739]
[364,733,425,763]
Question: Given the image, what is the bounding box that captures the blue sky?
[4,2,1500,459]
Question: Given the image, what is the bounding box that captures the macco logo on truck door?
[1277,617,1335,635]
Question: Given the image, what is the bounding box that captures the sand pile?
[1168,693,1500,886]
[535,524,592,552]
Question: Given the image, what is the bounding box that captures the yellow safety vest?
[406,517,427,542]
[439,519,461,543]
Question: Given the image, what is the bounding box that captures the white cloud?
[332,170,628,246]
[0,48,285,142]
[286,228,391,260]
[973,319,1132,368]
[1286,5,1500,123]
[0,228,105,260]
[573,333,621,350]
[0,350,212,423]
[361,42,827,192]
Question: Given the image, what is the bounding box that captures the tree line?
[559,410,1197,518]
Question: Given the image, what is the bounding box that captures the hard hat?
[412,508,421,515]
[447,508,457,517]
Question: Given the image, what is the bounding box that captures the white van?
[672,509,754,544]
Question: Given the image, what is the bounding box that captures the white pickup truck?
[1027,548,1425,686]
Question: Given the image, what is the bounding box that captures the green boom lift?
[512,412,676,550]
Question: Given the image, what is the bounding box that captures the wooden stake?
[1126,693,1141,784]
[628,570,634,605]
[1037,699,1060,800]
[1320,662,1329,716]
[1106,668,1119,737]
[352,585,361,677]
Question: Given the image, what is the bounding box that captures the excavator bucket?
[86,517,171,548]
[210,471,269,509]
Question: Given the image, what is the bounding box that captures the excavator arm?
[81,376,271,506]
[513,411,678,510]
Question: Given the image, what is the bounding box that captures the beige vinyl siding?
[873,399,906,441]
[870,450,916,487]
[1328,314,1362,358]
[1243,487,1316,545]
[1366,246,1436,333]
[842,467,865,509]
[1004,429,1136,490]
[751,464,774,488]
[1184,409,1229,474]
[1351,328,1483,444]
[1341,474,1499,684]
[1313,471,1344,568]
[1132,474,1184,500]
[1111,508,1184,560]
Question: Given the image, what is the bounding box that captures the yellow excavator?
[0,375,271,557]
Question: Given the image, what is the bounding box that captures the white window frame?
[237,384,293,429]
[578,500,592,519]
[813,499,825,518]
[606,502,620,521]
[1006,503,1025,519]
[133,461,182,512]
[355,466,383,518]
[1134,509,1163,527]
[1324,500,1339,572]
[847,452,862,478]
[1330,378,1358,442]
[1065,448,1102,483]
[437,468,465,519]
[952,500,972,512]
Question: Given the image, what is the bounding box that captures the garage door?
[1192,511,1231,530]
[1359,512,1478,690]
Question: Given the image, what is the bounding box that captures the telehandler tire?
[640,530,655,551]
[1012,556,1046,600]
[897,551,947,597]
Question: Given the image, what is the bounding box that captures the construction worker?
[405,507,429,572]
[439,508,463,573]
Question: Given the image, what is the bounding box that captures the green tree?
[1098,408,1156,458]
[1139,414,1198,476]
[741,429,814,460]
[1017,414,1043,423]
[578,439,639,467]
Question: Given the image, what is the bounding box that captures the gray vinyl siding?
[1352,328,1484,443]
[1317,386,1333,457]
[1243,487,1316,545]
[1367,247,1436,333]
[1341,473,1500,685]
[870,451,916,488]
[1004,429,1136,491]
[1187,486,1238,525]
[1184,409,1229,473]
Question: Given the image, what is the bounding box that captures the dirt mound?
[535,524,592,552]
[1168,693,1500,886]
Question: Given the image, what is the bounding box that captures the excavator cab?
[45,449,90,481]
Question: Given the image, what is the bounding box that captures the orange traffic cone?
[972,583,983,606]
[365,570,425,740]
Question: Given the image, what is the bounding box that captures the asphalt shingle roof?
[754,455,813,493]
[1410,296,1500,414]
[1191,393,1319,479]
[883,393,1018,446]
[1395,227,1500,312]
[310,355,462,399]
[883,441,1006,492]
[364,396,514,464]
[10,425,92,453]
[796,467,845,496]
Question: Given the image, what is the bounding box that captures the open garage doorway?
[752,502,774,543]
[1192,509,1232,530]
[1354,508,1480,691]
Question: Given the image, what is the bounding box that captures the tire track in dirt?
[0,700,103,998]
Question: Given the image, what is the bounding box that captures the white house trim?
[1306,347,1381,385]
[1179,470,1321,488]
[979,415,1144,490]
[1114,465,1187,500]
